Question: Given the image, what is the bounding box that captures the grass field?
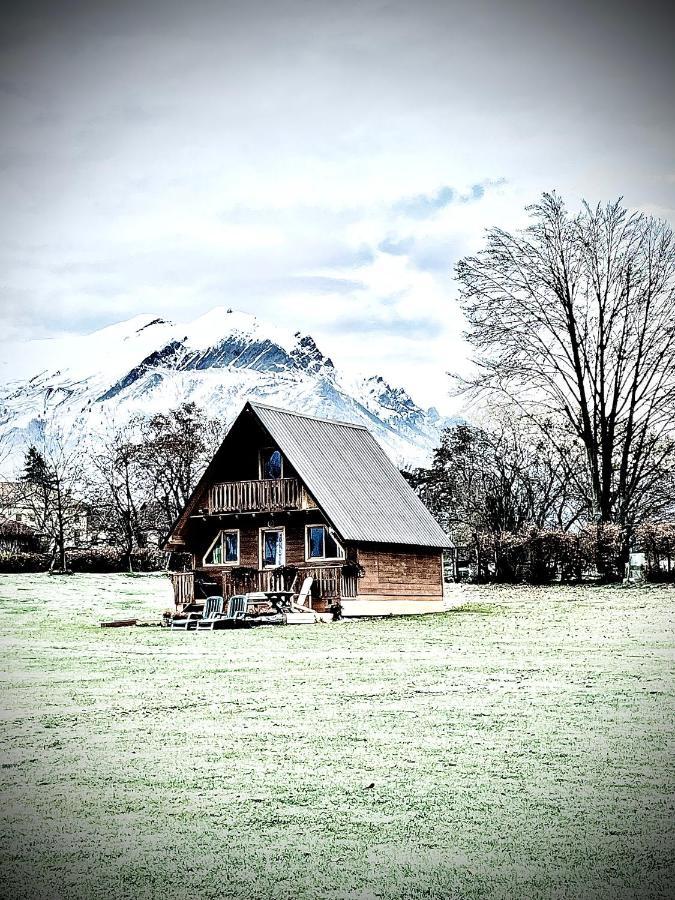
[0,574,673,900]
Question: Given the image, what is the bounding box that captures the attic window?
[260,448,283,480]
[203,529,240,566]
[306,525,344,561]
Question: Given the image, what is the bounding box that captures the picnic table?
[262,589,296,611]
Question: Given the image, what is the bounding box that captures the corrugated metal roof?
[249,402,451,548]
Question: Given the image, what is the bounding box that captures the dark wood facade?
[165,403,448,616]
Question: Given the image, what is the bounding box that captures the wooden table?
[263,590,296,612]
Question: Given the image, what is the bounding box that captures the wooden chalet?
[163,402,451,617]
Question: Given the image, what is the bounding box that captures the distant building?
[0,517,42,553]
[0,481,90,550]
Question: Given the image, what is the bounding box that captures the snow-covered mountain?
[0,308,454,470]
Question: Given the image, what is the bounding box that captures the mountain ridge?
[0,308,455,471]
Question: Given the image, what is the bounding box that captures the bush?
[0,551,51,573]
[645,569,675,584]
[636,522,675,581]
[459,524,625,584]
[0,546,177,574]
[67,547,171,572]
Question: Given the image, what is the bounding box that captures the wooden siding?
[355,545,444,601]
[164,408,306,548]
[188,520,443,600]
[173,539,443,611]
[194,512,334,568]
[178,510,356,608]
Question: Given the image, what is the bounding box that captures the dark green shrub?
[67,547,170,572]
[0,551,51,573]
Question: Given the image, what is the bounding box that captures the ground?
[0,575,673,900]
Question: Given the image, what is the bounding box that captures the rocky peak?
[360,375,425,426]
[290,333,334,376]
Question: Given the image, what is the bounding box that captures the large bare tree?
[456,194,675,558]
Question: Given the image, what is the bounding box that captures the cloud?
[391,178,508,221]
[392,186,455,220]
[409,240,453,274]
[1,0,673,416]
[276,275,366,294]
[378,235,415,256]
[459,179,508,203]
[327,310,442,340]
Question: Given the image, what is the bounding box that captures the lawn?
[0,574,673,900]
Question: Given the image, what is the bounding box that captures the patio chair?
[293,576,314,611]
[170,600,207,630]
[195,596,226,631]
[226,594,249,620]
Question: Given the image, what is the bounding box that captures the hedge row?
[457,523,675,583]
[458,525,626,584]
[0,551,52,573]
[0,548,190,573]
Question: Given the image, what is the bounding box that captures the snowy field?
[0,574,673,900]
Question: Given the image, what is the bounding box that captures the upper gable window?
[260,447,283,480]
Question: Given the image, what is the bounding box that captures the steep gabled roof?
[248,402,450,548]
[165,401,451,550]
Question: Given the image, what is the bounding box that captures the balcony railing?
[170,571,195,609]
[222,564,357,602]
[208,478,301,514]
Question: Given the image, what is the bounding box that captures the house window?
[260,448,283,480]
[306,524,344,560]
[260,527,285,568]
[203,530,240,566]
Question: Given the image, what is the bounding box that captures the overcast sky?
[1,0,673,413]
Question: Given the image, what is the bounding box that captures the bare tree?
[407,419,583,547]
[456,194,675,563]
[0,432,18,521]
[132,402,225,541]
[0,432,13,478]
[20,420,86,571]
[87,422,146,570]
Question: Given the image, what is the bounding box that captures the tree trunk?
[56,482,67,571]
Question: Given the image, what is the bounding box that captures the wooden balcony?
[208,478,301,514]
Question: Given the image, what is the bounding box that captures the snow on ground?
[0,575,674,899]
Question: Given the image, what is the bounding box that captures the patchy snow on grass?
[0,575,674,899]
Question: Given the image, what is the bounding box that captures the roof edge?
[247,401,370,431]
